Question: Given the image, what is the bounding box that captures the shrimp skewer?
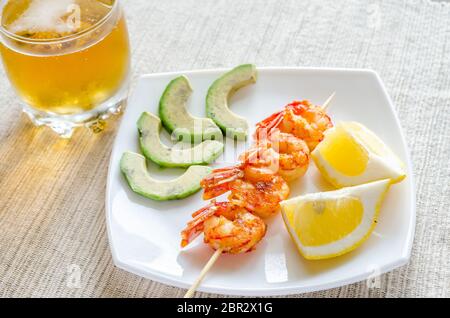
[183,94,335,297]
[183,133,307,296]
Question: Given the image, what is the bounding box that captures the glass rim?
[0,0,119,45]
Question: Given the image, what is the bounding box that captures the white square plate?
[106,67,415,296]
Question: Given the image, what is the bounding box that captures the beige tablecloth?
[0,0,449,298]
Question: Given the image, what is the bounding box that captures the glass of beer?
[0,0,130,137]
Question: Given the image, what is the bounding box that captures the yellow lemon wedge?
[311,122,406,188]
[281,179,391,260]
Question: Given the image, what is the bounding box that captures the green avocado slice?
[120,152,212,201]
[206,64,257,140]
[138,112,224,168]
[159,76,222,142]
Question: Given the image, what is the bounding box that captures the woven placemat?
[0,0,449,297]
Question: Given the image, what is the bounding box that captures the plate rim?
[105,66,416,296]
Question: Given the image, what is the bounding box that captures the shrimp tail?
[201,166,244,200]
[255,101,309,139]
[181,201,220,247]
[255,111,284,140]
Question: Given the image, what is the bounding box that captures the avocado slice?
[138,112,224,168]
[120,151,212,201]
[206,64,257,139]
[159,76,222,142]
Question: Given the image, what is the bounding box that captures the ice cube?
[8,0,79,36]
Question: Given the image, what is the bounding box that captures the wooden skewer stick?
[184,248,224,298]
[322,92,336,111]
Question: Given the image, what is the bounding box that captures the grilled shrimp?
[255,100,333,150]
[227,175,290,218]
[243,131,310,182]
[200,163,290,218]
[181,201,266,254]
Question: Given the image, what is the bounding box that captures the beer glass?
[0,0,130,137]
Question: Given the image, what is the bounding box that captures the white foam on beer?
[8,0,79,35]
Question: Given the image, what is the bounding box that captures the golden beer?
[0,0,130,136]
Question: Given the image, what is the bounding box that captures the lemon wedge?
[312,122,406,188]
[281,179,391,260]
